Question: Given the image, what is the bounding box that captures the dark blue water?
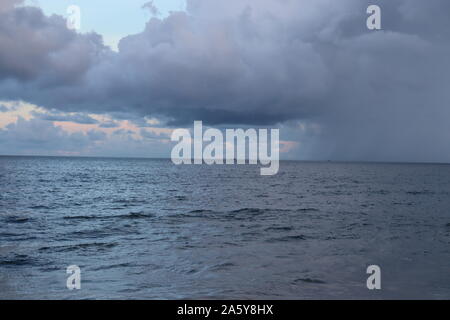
[0,156,449,299]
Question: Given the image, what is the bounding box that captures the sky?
[24,0,186,50]
[0,0,450,161]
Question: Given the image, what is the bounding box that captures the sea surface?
[0,156,449,299]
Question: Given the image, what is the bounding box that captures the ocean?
[0,156,449,299]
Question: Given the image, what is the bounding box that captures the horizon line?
[0,154,449,166]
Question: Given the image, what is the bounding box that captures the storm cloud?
[30,110,99,124]
[0,117,94,154]
[0,0,450,161]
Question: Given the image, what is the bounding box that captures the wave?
[38,242,117,253]
[293,277,326,284]
[266,234,307,242]
[28,205,52,210]
[0,254,39,266]
[62,211,154,221]
[2,216,30,224]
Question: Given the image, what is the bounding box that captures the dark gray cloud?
[140,128,170,140]
[0,117,170,157]
[31,110,99,124]
[113,129,135,136]
[87,129,106,141]
[142,1,160,16]
[0,0,21,12]
[0,117,93,154]
[0,0,450,161]
[0,3,108,85]
[99,121,120,128]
